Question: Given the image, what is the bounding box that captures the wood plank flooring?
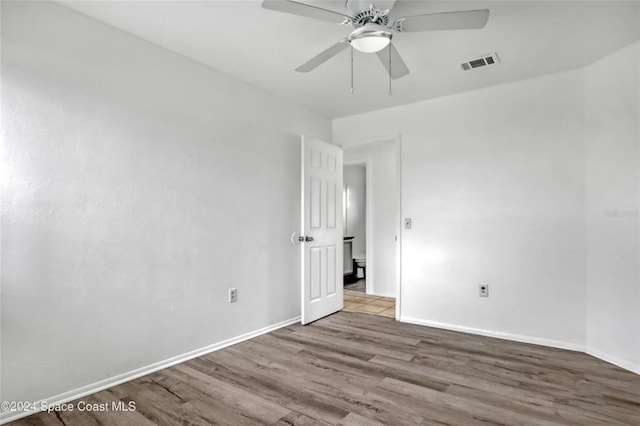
[9,312,640,425]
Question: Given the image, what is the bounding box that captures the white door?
[301,135,343,324]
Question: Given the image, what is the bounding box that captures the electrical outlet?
[229,288,238,303]
[404,218,412,229]
[479,284,489,297]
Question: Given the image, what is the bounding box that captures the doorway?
[343,162,367,292]
[341,138,400,319]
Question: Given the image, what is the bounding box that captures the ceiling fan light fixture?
[348,23,392,53]
[350,36,390,53]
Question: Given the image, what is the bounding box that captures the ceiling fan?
[262,0,490,80]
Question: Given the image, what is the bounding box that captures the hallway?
[343,284,395,318]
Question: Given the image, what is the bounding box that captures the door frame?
[343,158,373,295]
[340,134,402,320]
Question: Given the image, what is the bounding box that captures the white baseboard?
[400,316,586,352]
[367,291,395,299]
[585,346,640,375]
[401,316,640,375]
[0,316,300,425]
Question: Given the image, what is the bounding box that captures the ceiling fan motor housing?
[352,7,389,26]
[346,0,391,26]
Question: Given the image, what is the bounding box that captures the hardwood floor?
[9,312,640,425]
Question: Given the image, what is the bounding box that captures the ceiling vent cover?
[461,53,500,71]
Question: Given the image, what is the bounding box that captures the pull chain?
[388,42,392,96]
[349,44,392,95]
[350,45,354,94]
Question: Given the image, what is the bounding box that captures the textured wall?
[335,69,588,347]
[1,1,330,405]
[584,41,640,370]
[335,42,640,372]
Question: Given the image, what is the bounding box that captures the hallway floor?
[344,278,366,292]
[344,286,395,318]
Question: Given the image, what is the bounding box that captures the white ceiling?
[59,1,640,118]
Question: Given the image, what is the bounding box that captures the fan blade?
[394,9,489,32]
[296,40,349,73]
[376,43,409,79]
[262,0,351,24]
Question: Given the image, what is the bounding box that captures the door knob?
[298,236,315,242]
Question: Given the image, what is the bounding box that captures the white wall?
[1,0,330,407]
[335,70,588,348]
[344,141,398,298]
[584,41,640,371]
[344,165,366,256]
[335,43,640,372]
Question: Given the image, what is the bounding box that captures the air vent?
[461,52,500,71]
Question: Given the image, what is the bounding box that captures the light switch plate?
[479,284,489,297]
[404,218,412,229]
